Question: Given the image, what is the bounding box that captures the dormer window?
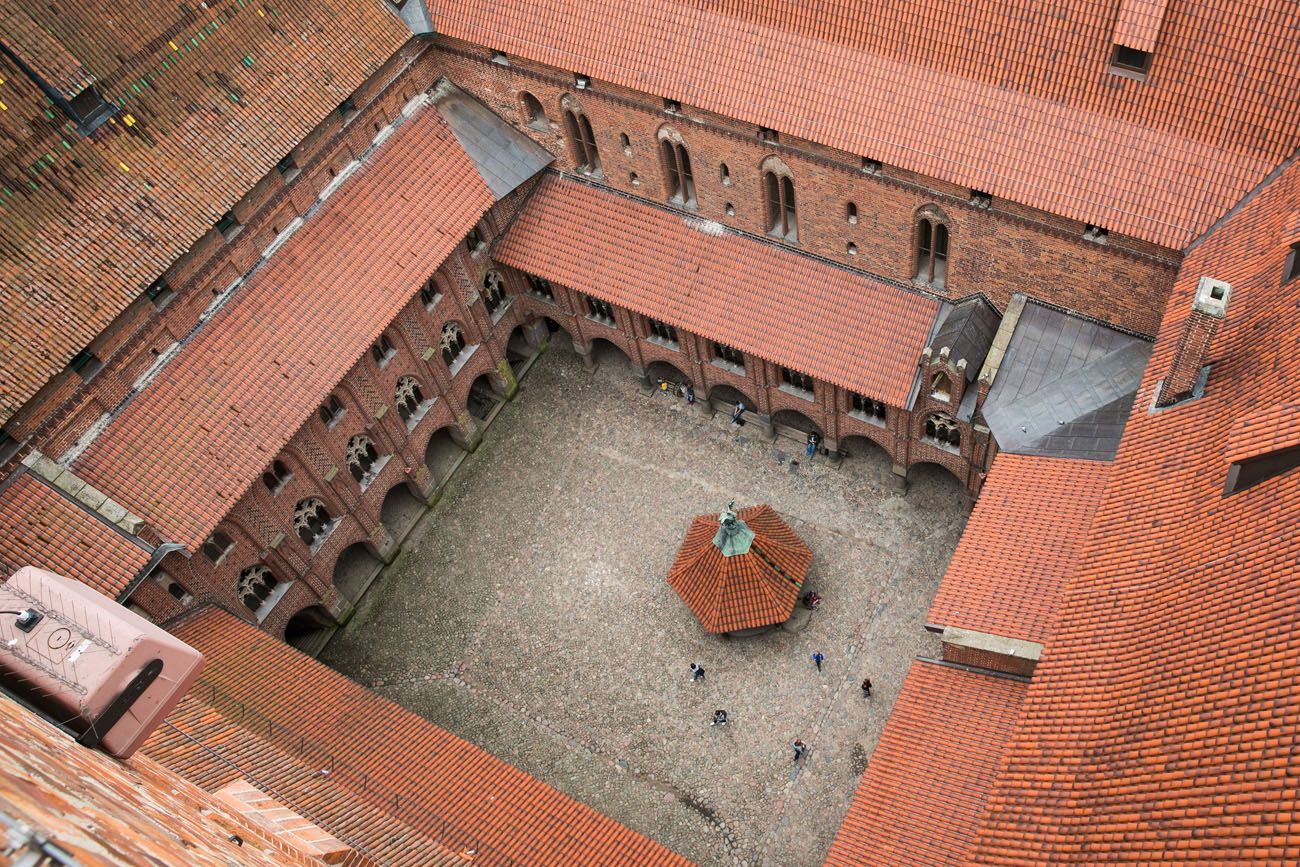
[65,85,117,135]
[1283,242,1300,284]
[1225,444,1300,495]
[1110,45,1151,78]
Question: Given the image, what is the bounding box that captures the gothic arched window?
[441,322,468,367]
[237,565,279,613]
[395,376,426,423]
[293,498,333,548]
[916,216,950,288]
[482,271,507,315]
[659,139,696,207]
[346,434,381,484]
[763,167,797,241]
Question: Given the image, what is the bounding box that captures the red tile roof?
[73,106,495,550]
[151,607,691,866]
[0,0,95,98]
[434,0,1298,250]
[926,454,1111,645]
[0,0,409,424]
[1113,0,1171,52]
[0,695,322,867]
[667,504,812,633]
[967,149,1300,863]
[824,659,1027,867]
[495,175,938,407]
[0,472,150,598]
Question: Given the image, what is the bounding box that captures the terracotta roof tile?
[0,0,95,98]
[926,454,1111,645]
[967,142,1300,864]
[151,607,691,866]
[0,472,150,597]
[0,695,319,866]
[667,504,812,633]
[434,0,1298,250]
[824,659,1027,867]
[0,0,409,423]
[495,175,938,407]
[1113,0,1171,53]
[72,106,494,550]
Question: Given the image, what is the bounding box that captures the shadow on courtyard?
[319,346,969,867]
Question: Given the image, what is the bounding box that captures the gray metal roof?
[929,297,1001,383]
[434,88,553,200]
[982,301,1152,461]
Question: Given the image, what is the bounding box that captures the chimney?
[1156,277,1230,407]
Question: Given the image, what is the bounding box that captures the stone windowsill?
[308,519,342,555]
[528,290,555,303]
[489,296,513,324]
[254,580,294,624]
[778,383,816,402]
[646,335,680,352]
[359,455,392,492]
[923,437,961,455]
[423,293,444,312]
[448,344,479,377]
[848,409,886,428]
[710,358,745,377]
[405,399,436,432]
[585,314,616,329]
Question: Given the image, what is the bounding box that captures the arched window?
[520,92,547,130]
[846,202,858,224]
[293,498,333,548]
[915,217,949,288]
[924,412,961,449]
[395,376,426,423]
[371,333,396,367]
[930,371,952,402]
[346,434,380,483]
[763,169,797,241]
[440,322,468,367]
[202,530,234,563]
[659,139,696,207]
[237,565,279,614]
[482,270,507,315]
[262,460,292,494]
[319,394,344,427]
[720,162,731,185]
[563,109,601,174]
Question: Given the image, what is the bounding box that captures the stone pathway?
[320,347,969,866]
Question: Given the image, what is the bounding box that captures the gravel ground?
[320,346,969,866]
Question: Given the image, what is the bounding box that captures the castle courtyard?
[320,344,970,867]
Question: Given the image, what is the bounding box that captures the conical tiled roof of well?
[667,504,812,633]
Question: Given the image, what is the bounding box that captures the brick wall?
[942,641,1037,677]
[430,38,1178,337]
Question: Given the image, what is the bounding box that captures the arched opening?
[646,359,692,391]
[332,542,384,603]
[284,605,335,653]
[507,323,534,374]
[293,498,334,550]
[424,426,463,487]
[906,461,967,501]
[839,434,893,480]
[590,337,631,373]
[467,372,504,421]
[708,384,752,415]
[544,317,574,352]
[380,482,425,539]
[520,91,547,130]
[771,408,823,445]
[929,371,952,402]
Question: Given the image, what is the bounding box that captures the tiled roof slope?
[433,0,1298,250]
[495,175,938,407]
[0,695,321,867]
[0,472,150,598]
[73,105,496,550]
[155,607,691,866]
[926,454,1111,646]
[967,150,1300,863]
[148,693,467,866]
[824,660,1026,867]
[0,0,95,98]
[667,504,812,633]
[0,0,409,424]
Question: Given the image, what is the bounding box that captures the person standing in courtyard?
[710,709,728,726]
[806,431,821,459]
[792,739,808,763]
[690,662,705,682]
[685,384,695,405]
[861,677,872,698]
[730,402,746,425]
[811,650,825,672]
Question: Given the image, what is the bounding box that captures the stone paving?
[319,346,970,867]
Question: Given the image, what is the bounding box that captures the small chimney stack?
[1156,276,1230,407]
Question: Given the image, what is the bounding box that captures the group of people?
[690,658,874,764]
[656,378,695,405]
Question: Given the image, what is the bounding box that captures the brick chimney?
[1156,276,1231,407]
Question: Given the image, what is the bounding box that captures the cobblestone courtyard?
[320,346,969,866]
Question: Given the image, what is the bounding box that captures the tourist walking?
[710,709,729,727]
[685,384,695,405]
[792,739,807,763]
[811,650,825,672]
[861,677,873,698]
[690,662,705,682]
